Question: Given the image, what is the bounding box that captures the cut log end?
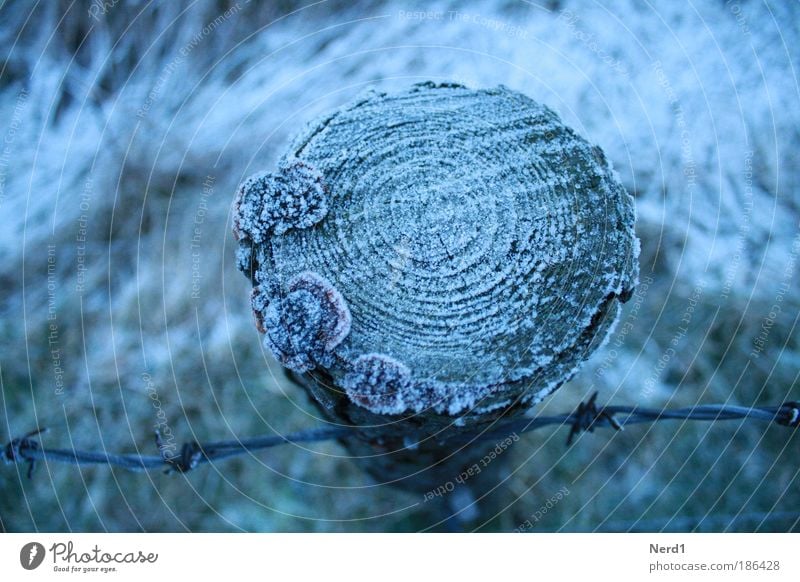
[234,82,639,419]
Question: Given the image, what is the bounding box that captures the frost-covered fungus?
[232,159,328,244]
[234,82,639,417]
[342,354,412,415]
[261,272,351,372]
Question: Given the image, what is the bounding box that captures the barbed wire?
[3,393,798,477]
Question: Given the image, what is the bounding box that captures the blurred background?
[1,0,798,532]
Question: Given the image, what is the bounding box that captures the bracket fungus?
[233,82,638,487]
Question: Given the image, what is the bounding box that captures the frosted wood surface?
[234,82,638,417]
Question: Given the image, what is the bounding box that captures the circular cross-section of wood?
[234,82,638,418]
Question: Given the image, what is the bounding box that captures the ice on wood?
[234,82,639,415]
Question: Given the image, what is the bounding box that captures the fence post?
[233,82,638,494]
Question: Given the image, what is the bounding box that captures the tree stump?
[233,82,638,495]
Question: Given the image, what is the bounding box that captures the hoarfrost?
[233,159,328,243]
[236,83,638,415]
[261,272,351,372]
[342,353,412,415]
